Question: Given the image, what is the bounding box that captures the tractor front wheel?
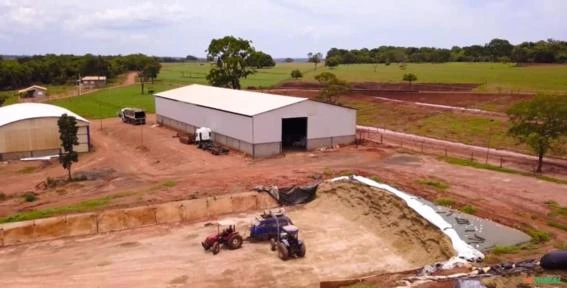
[211,242,220,255]
[228,234,243,250]
[298,243,306,257]
[278,243,289,261]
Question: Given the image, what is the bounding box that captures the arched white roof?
[0,103,89,127]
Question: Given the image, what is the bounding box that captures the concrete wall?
[253,100,356,144]
[307,135,356,150]
[253,142,281,158]
[0,117,89,156]
[0,192,278,247]
[155,97,253,143]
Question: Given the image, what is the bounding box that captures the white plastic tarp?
[331,175,485,261]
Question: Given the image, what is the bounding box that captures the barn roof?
[0,103,89,127]
[154,84,308,116]
[17,85,47,94]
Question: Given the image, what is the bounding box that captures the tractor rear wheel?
[227,234,243,249]
[298,243,306,257]
[211,242,220,255]
[278,243,289,261]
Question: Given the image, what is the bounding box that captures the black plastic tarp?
[541,250,567,270]
[255,183,318,205]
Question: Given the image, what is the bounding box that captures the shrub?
[46,177,58,188]
[418,178,449,191]
[0,192,6,201]
[527,229,551,243]
[491,245,520,255]
[23,192,38,202]
[461,204,477,214]
[435,198,454,207]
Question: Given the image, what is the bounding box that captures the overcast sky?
[1,0,566,57]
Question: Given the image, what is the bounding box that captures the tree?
[314,72,350,104]
[206,36,256,89]
[284,58,294,63]
[325,56,340,68]
[290,69,303,80]
[58,114,79,180]
[186,55,198,61]
[507,95,567,173]
[402,73,417,88]
[245,51,275,68]
[307,52,322,71]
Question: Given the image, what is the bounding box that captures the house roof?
[82,76,107,81]
[0,103,89,127]
[154,84,308,116]
[17,85,47,94]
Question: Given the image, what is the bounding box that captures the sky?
[1,0,566,58]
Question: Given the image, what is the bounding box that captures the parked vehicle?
[271,225,306,261]
[119,108,146,125]
[249,209,293,241]
[201,221,243,255]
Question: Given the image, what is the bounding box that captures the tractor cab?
[201,220,243,255]
[249,209,293,241]
[273,224,306,261]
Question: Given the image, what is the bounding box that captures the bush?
[461,204,477,214]
[0,192,6,201]
[23,192,38,202]
[435,198,454,207]
[46,177,58,188]
[290,69,303,80]
[418,178,449,191]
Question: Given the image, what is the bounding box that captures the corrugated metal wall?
[156,97,253,143]
[0,118,90,155]
[252,100,356,144]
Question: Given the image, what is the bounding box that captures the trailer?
[119,108,146,125]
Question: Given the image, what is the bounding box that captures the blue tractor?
[249,209,293,241]
[271,225,306,261]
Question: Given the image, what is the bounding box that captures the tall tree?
[245,51,275,68]
[308,52,322,71]
[206,36,256,89]
[314,72,350,104]
[57,114,79,180]
[402,73,417,88]
[284,58,294,63]
[325,56,340,68]
[507,95,567,172]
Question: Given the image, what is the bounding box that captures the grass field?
[312,63,567,94]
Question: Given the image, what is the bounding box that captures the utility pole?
[485,119,494,164]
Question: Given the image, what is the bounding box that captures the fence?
[0,192,277,247]
[356,127,567,176]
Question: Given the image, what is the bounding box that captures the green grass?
[305,62,567,93]
[461,204,477,214]
[548,220,567,231]
[0,193,129,223]
[526,229,551,243]
[418,178,449,191]
[442,157,567,184]
[163,180,177,188]
[435,198,455,207]
[491,245,521,255]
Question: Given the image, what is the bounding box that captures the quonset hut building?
[0,103,90,160]
[154,84,356,157]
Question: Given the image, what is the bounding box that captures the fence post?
[421,141,424,153]
[471,152,474,161]
[401,138,403,148]
[500,157,503,168]
[444,147,447,158]
[380,134,383,144]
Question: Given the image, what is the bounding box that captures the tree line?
[0,54,161,90]
[325,39,567,64]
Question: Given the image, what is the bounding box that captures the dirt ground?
[0,182,454,288]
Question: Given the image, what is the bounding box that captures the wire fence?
[356,128,567,176]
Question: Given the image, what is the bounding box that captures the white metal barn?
[154,84,356,157]
[0,103,90,160]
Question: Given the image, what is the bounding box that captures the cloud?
[0,0,565,57]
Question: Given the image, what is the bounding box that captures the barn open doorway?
[282,117,307,150]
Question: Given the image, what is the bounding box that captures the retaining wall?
[0,192,277,248]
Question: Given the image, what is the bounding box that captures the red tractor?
[201,221,243,255]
